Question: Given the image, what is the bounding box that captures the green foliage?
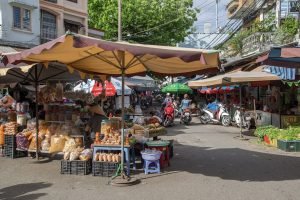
[251,12,276,32]
[255,126,300,141]
[225,29,251,56]
[254,125,275,140]
[275,16,299,44]
[278,127,300,141]
[88,0,199,46]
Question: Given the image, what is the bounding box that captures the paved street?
[1,120,300,200]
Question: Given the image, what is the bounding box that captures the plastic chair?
[144,159,160,174]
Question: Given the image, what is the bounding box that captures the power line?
[204,0,252,48]
[205,0,266,48]
[210,0,268,48]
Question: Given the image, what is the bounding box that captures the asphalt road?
[1,119,300,200]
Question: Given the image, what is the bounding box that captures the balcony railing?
[242,32,297,57]
[242,32,275,56]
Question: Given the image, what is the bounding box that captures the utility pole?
[118,0,122,41]
[275,0,281,28]
[216,0,219,33]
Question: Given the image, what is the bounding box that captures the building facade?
[40,0,88,43]
[0,0,40,48]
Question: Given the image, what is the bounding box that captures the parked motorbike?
[180,108,192,125]
[199,103,231,126]
[233,106,255,130]
[163,103,175,127]
[155,94,163,103]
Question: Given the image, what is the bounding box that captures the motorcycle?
[163,103,175,127]
[155,94,163,103]
[233,106,255,130]
[140,98,148,110]
[180,108,192,125]
[199,103,231,126]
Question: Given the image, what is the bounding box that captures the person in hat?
[85,103,107,144]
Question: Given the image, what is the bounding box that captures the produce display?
[94,131,130,146]
[129,123,167,138]
[94,152,121,163]
[4,122,18,135]
[64,148,92,161]
[16,128,35,150]
[0,125,4,145]
[255,126,300,141]
[12,120,84,153]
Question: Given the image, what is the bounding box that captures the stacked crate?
[4,135,26,159]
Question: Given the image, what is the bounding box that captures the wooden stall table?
[92,144,136,175]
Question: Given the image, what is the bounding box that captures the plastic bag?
[63,137,76,153]
[64,152,71,160]
[69,148,82,161]
[49,135,66,153]
[41,138,51,151]
[16,133,29,150]
[28,136,43,150]
[79,149,92,161]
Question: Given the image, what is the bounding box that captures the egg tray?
[92,161,119,177]
[61,160,92,175]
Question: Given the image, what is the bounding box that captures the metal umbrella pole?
[34,65,39,160]
[239,85,243,138]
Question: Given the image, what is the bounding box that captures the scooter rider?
[162,93,172,108]
[180,94,191,118]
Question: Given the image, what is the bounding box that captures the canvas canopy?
[188,71,281,88]
[1,34,220,77]
[256,47,300,68]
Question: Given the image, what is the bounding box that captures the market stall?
[1,33,220,177]
[188,70,281,137]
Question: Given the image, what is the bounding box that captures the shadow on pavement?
[0,182,52,200]
[165,143,300,182]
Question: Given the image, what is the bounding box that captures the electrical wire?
[205,0,268,48]
[204,0,255,48]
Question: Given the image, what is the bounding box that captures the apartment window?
[41,10,57,43]
[64,20,80,33]
[13,6,31,31]
[67,0,78,3]
[289,1,300,13]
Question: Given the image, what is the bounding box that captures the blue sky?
[194,0,230,33]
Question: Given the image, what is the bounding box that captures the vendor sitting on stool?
[85,104,107,147]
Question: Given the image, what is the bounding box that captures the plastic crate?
[61,160,92,175]
[4,145,27,159]
[4,135,16,147]
[92,161,119,177]
[277,140,300,152]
